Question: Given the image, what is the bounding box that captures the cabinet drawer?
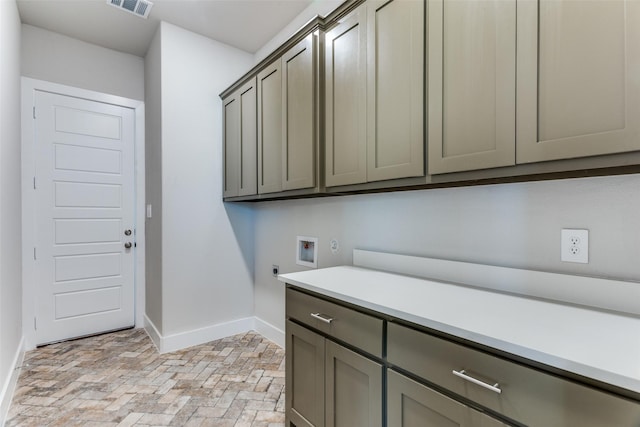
[286,287,383,358]
[387,322,640,427]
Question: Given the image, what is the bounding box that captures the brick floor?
[6,329,285,426]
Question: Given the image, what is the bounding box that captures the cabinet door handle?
[452,369,502,394]
[310,312,333,324]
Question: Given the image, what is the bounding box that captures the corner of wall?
[253,317,285,348]
[144,316,258,354]
[0,338,24,425]
[1,0,24,422]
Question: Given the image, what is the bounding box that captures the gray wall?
[21,24,144,100]
[146,22,255,337]
[0,0,23,419]
[253,0,341,63]
[144,26,163,332]
[254,175,640,333]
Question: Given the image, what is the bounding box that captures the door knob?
[124,229,132,236]
[124,242,132,249]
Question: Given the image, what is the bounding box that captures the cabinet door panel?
[428,0,516,174]
[223,94,240,198]
[367,0,424,182]
[257,61,283,194]
[325,8,368,187]
[286,320,325,427]
[388,370,507,427]
[325,341,382,427]
[238,78,257,196]
[282,34,316,191]
[517,0,640,163]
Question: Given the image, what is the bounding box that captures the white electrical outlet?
[561,229,589,263]
[329,238,340,254]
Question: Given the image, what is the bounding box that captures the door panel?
[517,0,640,163]
[258,61,283,194]
[428,0,516,174]
[325,340,382,427]
[282,34,316,191]
[325,8,368,187]
[54,143,122,174]
[54,287,121,319]
[286,320,325,427]
[54,182,121,207]
[239,79,258,196]
[34,90,135,345]
[54,106,122,139]
[54,219,121,245]
[367,0,424,182]
[223,93,240,197]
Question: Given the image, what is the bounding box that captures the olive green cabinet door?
[428,0,516,175]
[286,321,325,427]
[282,34,317,191]
[367,0,424,182]
[222,92,240,198]
[325,7,368,187]
[237,78,257,196]
[325,340,383,427]
[387,370,508,427]
[257,61,283,194]
[517,0,640,163]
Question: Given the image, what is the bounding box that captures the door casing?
[21,77,146,350]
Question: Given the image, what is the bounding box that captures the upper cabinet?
[516,0,640,163]
[325,0,424,187]
[254,32,321,198]
[427,0,516,174]
[282,35,318,191]
[366,0,424,182]
[257,61,283,195]
[325,8,368,187]
[221,0,640,200]
[223,78,257,198]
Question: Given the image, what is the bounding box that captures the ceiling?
[16,0,314,57]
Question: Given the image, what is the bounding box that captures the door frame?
[21,77,146,350]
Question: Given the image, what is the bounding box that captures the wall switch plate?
[146,204,152,219]
[561,229,588,263]
[272,265,279,277]
[296,236,318,268]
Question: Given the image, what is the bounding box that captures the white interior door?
[34,90,135,345]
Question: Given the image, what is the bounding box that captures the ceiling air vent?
[107,0,153,19]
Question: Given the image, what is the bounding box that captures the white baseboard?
[144,316,256,354]
[143,316,285,354]
[143,314,162,353]
[0,337,24,426]
[253,317,285,348]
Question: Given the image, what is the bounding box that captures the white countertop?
[279,266,640,395]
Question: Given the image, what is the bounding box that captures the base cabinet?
[286,319,383,427]
[285,285,640,427]
[387,322,640,427]
[388,370,507,427]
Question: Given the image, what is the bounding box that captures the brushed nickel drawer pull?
[310,312,333,324]
[452,369,502,394]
